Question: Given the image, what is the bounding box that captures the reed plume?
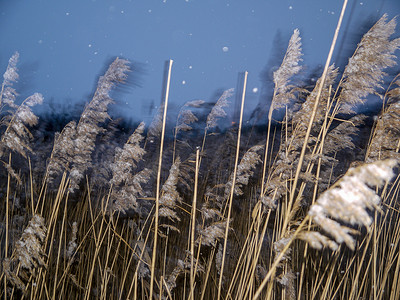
[366,78,400,162]
[175,100,204,134]
[271,28,303,111]
[0,52,19,109]
[159,157,182,222]
[224,144,264,197]
[109,122,151,214]
[46,121,77,184]
[0,53,44,160]
[338,14,400,114]
[69,58,130,191]
[307,159,397,250]
[206,89,233,130]
[3,215,47,291]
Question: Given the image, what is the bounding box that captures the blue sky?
[1,0,400,123]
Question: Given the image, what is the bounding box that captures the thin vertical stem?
[283,0,348,235]
[217,71,248,299]
[4,153,11,300]
[150,59,173,300]
[190,148,200,300]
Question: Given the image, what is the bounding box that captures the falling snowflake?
[252,87,258,93]
[222,46,229,52]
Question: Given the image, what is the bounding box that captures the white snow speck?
[360,2,363,5]
[222,46,229,52]
[189,65,193,69]
[94,51,98,55]
[252,87,258,93]
[148,9,152,13]
[182,80,186,85]
[66,12,70,16]
[289,6,293,10]
[121,10,124,14]
[88,44,92,48]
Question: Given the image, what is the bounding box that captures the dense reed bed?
[1,11,400,300]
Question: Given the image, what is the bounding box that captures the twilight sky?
[1,0,400,123]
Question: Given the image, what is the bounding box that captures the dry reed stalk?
[150,59,173,300]
[190,149,199,300]
[282,0,349,237]
[217,71,247,299]
[254,2,349,297]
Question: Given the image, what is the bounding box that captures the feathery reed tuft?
[308,159,397,250]
[339,14,400,114]
[68,58,130,191]
[272,28,303,110]
[3,215,47,290]
[206,89,233,130]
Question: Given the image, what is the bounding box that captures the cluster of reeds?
[1,9,400,300]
